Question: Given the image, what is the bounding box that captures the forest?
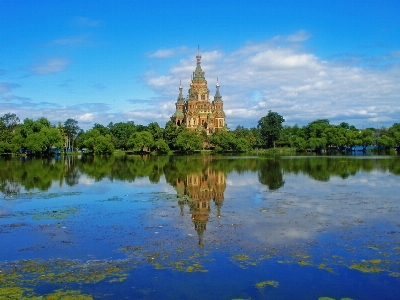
[0,111,399,155]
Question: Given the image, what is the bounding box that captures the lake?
[0,154,399,299]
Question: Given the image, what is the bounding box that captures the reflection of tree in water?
[278,157,383,182]
[62,156,80,186]
[1,154,399,196]
[257,159,285,190]
[0,157,67,193]
[172,157,226,246]
[0,179,21,195]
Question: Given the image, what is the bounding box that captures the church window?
[201,95,205,100]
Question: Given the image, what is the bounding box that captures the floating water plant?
[255,280,278,289]
[32,207,78,220]
[349,263,383,273]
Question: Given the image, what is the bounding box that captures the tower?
[171,50,226,135]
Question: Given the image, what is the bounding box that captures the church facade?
[171,51,226,135]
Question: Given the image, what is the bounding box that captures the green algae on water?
[255,280,278,289]
[349,263,383,273]
[32,207,78,220]
[0,287,92,300]
[232,254,250,261]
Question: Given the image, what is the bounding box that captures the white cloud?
[31,58,70,75]
[78,113,94,122]
[286,29,312,42]
[144,34,400,128]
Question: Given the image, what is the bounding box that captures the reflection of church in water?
[174,164,226,246]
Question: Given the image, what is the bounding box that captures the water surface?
[0,155,399,299]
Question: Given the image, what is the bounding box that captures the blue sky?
[1,0,399,130]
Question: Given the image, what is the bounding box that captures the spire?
[193,47,205,80]
[214,78,222,103]
[196,46,201,67]
[177,80,184,103]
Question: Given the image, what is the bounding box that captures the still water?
[0,154,399,299]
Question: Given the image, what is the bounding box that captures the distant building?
[171,51,226,135]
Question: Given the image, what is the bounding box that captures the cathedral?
[171,51,226,135]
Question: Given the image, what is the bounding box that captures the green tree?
[276,125,296,148]
[307,137,327,151]
[164,121,187,149]
[93,123,109,136]
[79,129,114,154]
[80,129,101,152]
[0,113,20,145]
[127,131,154,152]
[293,137,307,151]
[154,139,170,154]
[209,131,236,151]
[376,135,394,149]
[360,129,374,150]
[389,123,400,147]
[147,122,164,141]
[235,137,251,152]
[345,129,362,149]
[109,122,136,150]
[0,115,18,153]
[257,110,285,148]
[94,135,115,154]
[63,118,80,152]
[175,131,203,152]
[250,127,263,149]
[306,119,330,139]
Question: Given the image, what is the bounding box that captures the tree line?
[0,111,399,155]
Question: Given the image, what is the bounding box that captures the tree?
[147,122,164,141]
[250,127,263,149]
[234,137,251,152]
[127,131,154,152]
[306,119,330,139]
[63,118,80,152]
[257,111,285,148]
[93,123,109,136]
[389,123,400,147]
[154,139,170,154]
[293,137,307,151]
[307,137,327,151]
[164,121,187,149]
[209,131,236,151]
[109,122,136,150]
[79,129,114,154]
[94,135,115,154]
[345,129,362,150]
[175,131,203,152]
[360,129,374,151]
[0,112,20,128]
[376,135,394,149]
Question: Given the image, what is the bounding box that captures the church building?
[171,51,226,135]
